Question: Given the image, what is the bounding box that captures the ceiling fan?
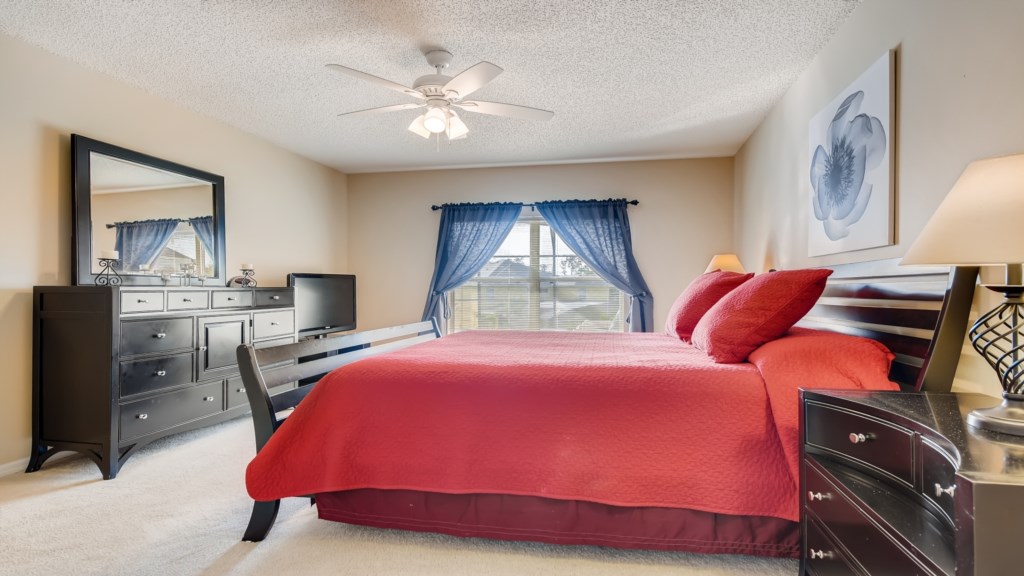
[327,50,554,140]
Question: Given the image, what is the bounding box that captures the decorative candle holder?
[240,267,257,288]
[95,258,122,286]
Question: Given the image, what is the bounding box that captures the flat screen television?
[287,273,356,338]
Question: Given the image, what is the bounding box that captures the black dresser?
[801,389,1024,576]
[28,285,296,479]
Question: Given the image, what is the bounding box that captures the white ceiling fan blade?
[456,100,554,122]
[443,62,503,99]
[326,64,424,99]
[338,103,424,117]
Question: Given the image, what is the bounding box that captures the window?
[149,221,212,275]
[449,212,625,333]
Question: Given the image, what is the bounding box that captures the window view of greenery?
[450,216,625,332]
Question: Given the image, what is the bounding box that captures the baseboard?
[0,452,73,478]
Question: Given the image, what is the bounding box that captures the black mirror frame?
[71,134,227,287]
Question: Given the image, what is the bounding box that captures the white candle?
[101,250,119,259]
[139,264,150,271]
[240,263,254,270]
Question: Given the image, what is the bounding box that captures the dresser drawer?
[120,317,194,356]
[804,517,861,576]
[255,289,293,307]
[227,375,295,410]
[121,291,164,313]
[921,438,957,525]
[253,310,294,339]
[119,381,222,441]
[212,290,252,308]
[119,352,194,397]
[805,463,935,576]
[805,400,915,486]
[167,291,209,311]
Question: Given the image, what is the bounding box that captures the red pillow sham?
[691,268,833,363]
[664,270,754,342]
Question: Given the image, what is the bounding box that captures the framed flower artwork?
[807,50,895,257]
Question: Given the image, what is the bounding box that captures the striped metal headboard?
[797,259,978,392]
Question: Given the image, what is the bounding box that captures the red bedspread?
[246,330,897,522]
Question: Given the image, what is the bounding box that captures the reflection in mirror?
[90,153,216,278]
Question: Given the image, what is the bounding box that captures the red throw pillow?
[691,268,833,363]
[664,270,754,342]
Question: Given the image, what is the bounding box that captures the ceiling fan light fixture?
[407,115,431,139]
[446,110,469,140]
[423,108,448,133]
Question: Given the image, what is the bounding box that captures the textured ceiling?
[0,1,860,173]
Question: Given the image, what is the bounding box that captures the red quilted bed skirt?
[316,488,800,558]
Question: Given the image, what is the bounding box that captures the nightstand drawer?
[212,290,252,308]
[167,291,209,311]
[805,517,860,576]
[805,463,933,576]
[121,291,164,313]
[119,352,194,397]
[921,438,957,525]
[120,318,194,356]
[805,400,914,486]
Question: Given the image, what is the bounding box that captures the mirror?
[72,135,226,286]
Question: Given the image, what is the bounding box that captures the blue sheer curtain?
[536,199,654,332]
[188,216,215,259]
[114,218,180,271]
[422,203,522,331]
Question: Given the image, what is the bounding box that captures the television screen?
[287,273,356,338]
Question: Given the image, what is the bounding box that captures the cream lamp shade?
[901,153,1024,268]
[704,254,745,274]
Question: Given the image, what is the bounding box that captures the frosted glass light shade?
[902,153,1024,266]
[704,254,745,274]
[446,111,469,140]
[408,115,431,139]
[423,108,447,133]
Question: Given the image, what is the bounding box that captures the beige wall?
[0,33,348,469]
[348,159,734,332]
[734,0,1024,396]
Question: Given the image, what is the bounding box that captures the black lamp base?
[967,397,1024,436]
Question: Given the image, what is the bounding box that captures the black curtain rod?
[430,200,639,211]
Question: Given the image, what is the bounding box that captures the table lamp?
[704,254,746,274]
[902,153,1024,435]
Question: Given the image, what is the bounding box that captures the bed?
[237,259,977,556]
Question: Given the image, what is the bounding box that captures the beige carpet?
[0,418,799,576]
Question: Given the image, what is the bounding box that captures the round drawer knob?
[155,370,167,377]
[848,432,873,444]
[136,413,148,420]
[227,297,237,301]
[154,333,167,339]
[183,298,193,303]
[807,491,832,501]
[137,299,149,303]
[935,483,956,498]
[809,548,834,560]
[237,387,246,393]
[203,396,216,402]
[271,295,280,300]
[270,322,280,326]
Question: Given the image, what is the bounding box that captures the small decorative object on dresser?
[27,285,295,479]
[95,251,122,286]
[228,265,257,287]
[800,389,1024,576]
[902,153,1024,435]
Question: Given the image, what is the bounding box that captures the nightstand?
[800,389,1024,576]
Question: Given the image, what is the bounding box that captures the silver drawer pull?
[237,387,246,393]
[227,297,237,301]
[154,332,167,339]
[935,483,956,498]
[808,548,834,560]
[155,370,167,377]
[270,322,280,326]
[198,346,207,351]
[848,432,874,444]
[271,295,280,300]
[203,396,216,402]
[183,298,193,303]
[807,491,832,501]
[137,299,149,303]
[136,413,148,420]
